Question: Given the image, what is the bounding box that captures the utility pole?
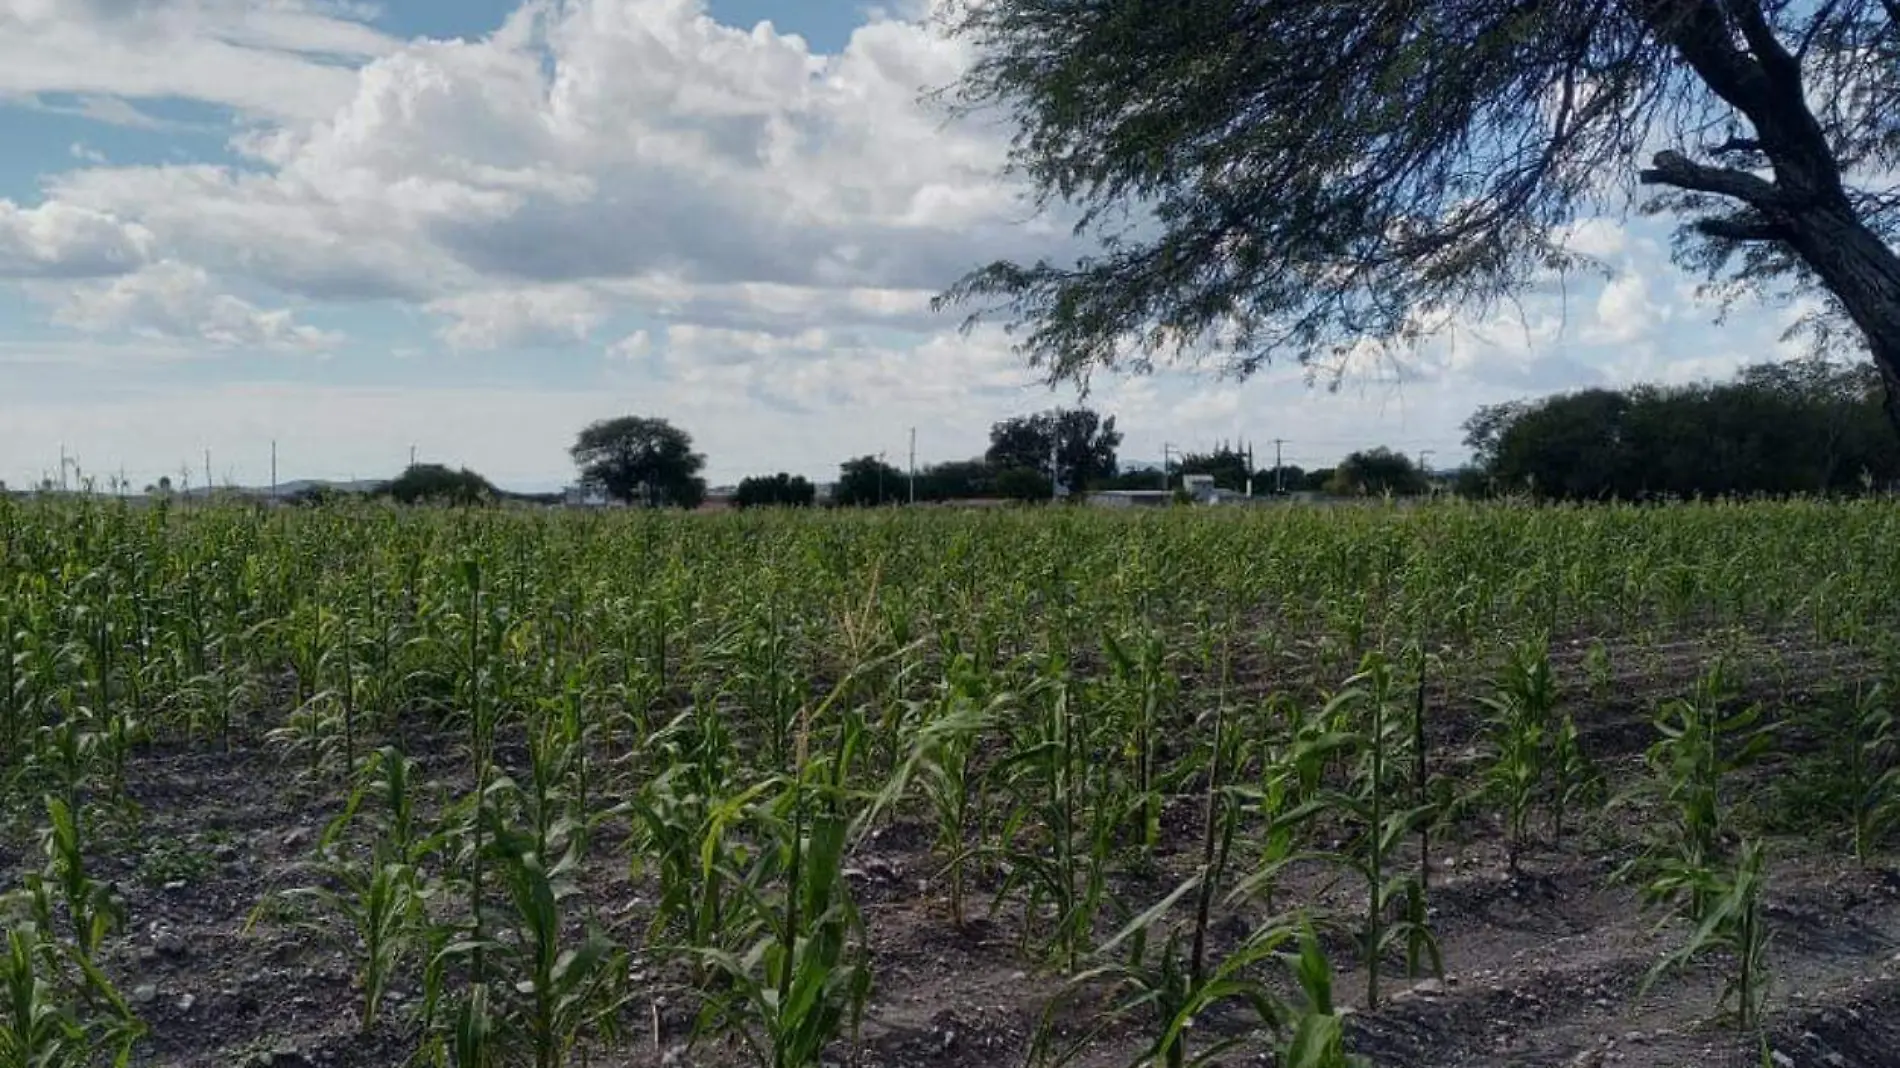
[1161,442,1175,490]
[58,444,67,492]
[908,427,917,505]
[1273,439,1286,494]
[270,440,278,501]
[204,449,212,495]
[410,444,417,468]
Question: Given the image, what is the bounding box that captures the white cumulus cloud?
[0,200,152,277]
[45,260,337,348]
[427,285,609,349]
[36,0,1053,332]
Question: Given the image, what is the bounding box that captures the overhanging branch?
[1638,149,1787,205]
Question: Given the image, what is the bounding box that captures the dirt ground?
[6,628,1900,1068]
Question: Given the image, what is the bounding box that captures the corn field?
[2,495,1899,1068]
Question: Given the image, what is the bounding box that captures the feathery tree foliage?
[938,1,1900,428]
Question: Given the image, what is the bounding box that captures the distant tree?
[287,484,346,508]
[1261,465,1306,494]
[1467,358,1900,499]
[834,455,906,507]
[1469,390,1635,500]
[1451,466,1494,500]
[383,463,497,506]
[571,416,707,508]
[986,408,1121,491]
[1090,468,1169,491]
[1327,448,1428,497]
[914,458,1000,501]
[940,1,1900,437]
[734,472,817,509]
[1175,445,1256,492]
[993,466,1054,501]
[1300,468,1333,493]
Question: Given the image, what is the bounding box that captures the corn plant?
[479,816,629,1068]
[1844,679,1899,863]
[1328,653,1439,1009]
[1,880,144,1068]
[39,795,120,961]
[1623,662,1772,923]
[256,749,436,1033]
[1277,922,1371,1068]
[1102,627,1175,852]
[691,742,870,1068]
[632,702,763,960]
[1225,699,1334,915]
[1640,837,1773,1030]
[1548,711,1603,846]
[867,652,1013,928]
[1475,637,1558,874]
[263,858,424,1033]
[989,657,1119,972]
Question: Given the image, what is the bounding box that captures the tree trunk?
[1631,3,1900,433]
[1782,206,1900,437]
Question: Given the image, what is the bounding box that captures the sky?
[0,0,1826,492]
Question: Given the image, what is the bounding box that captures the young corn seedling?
[1549,712,1604,848]
[1845,679,1898,863]
[1623,661,1771,924]
[39,795,120,962]
[252,749,438,1034]
[692,727,871,1068]
[1475,637,1557,874]
[1033,692,1325,1068]
[1330,653,1439,1009]
[864,652,1012,928]
[1102,627,1175,853]
[990,658,1117,972]
[1277,921,1371,1068]
[1031,908,1292,1068]
[632,702,763,964]
[264,859,424,1034]
[1224,700,1334,916]
[0,919,144,1068]
[478,812,630,1068]
[1640,837,1774,1031]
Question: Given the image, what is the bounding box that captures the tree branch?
[1726,0,1805,91]
[1639,149,1788,205]
[1695,213,1788,241]
[1794,0,1844,62]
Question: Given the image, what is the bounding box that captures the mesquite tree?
[938,1,1900,428]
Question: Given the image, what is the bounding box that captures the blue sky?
[0,0,1822,492]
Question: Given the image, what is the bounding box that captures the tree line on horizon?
[1462,357,1900,500]
[104,355,1883,510]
